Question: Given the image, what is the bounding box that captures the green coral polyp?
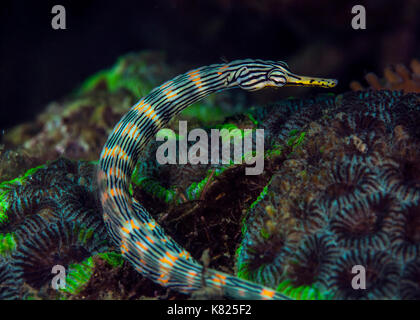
[276,280,334,300]
[98,252,124,268]
[237,261,333,300]
[132,175,177,203]
[260,227,270,240]
[60,256,95,295]
[287,130,306,148]
[131,139,284,208]
[132,164,230,205]
[0,164,45,190]
[0,233,17,256]
[244,112,259,126]
[236,254,250,280]
[0,196,9,225]
[80,58,147,97]
[60,251,124,296]
[184,167,226,201]
[217,123,253,139]
[77,227,94,245]
[288,129,299,137]
[0,164,45,226]
[243,182,270,236]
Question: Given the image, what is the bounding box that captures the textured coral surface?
[1,52,420,300]
[237,90,420,299]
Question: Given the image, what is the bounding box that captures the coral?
[131,122,260,206]
[290,199,330,233]
[337,90,404,131]
[59,256,96,296]
[332,113,387,158]
[328,250,399,299]
[329,192,398,251]
[0,159,106,244]
[12,221,107,294]
[0,257,21,299]
[381,157,420,204]
[0,164,45,224]
[389,202,420,261]
[400,258,420,299]
[2,52,177,164]
[236,173,302,288]
[351,59,420,93]
[323,156,380,210]
[3,50,420,300]
[0,146,42,182]
[236,90,420,299]
[79,51,171,98]
[275,279,334,300]
[250,94,335,148]
[3,50,247,169]
[2,89,408,300]
[0,233,17,256]
[237,225,293,288]
[97,252,124,268]
[287,234,339,288]
[0,158,112,299]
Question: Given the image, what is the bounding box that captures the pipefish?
[97,59,337,299]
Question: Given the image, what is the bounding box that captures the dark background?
[1,0,419,130]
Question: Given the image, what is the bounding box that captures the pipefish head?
[235,60,338,91]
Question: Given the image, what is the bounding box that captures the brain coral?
[237,90,420,299]
[0,158,110,299]
[1,88,419,300]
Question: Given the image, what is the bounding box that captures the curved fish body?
[97,59,337,299]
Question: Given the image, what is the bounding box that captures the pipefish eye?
[268,69,287,85]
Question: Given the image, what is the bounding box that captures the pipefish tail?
[97,59,337,299]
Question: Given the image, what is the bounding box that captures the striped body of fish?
[97,59,337,299]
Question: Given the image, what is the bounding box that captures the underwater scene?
[1,0,420,303]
